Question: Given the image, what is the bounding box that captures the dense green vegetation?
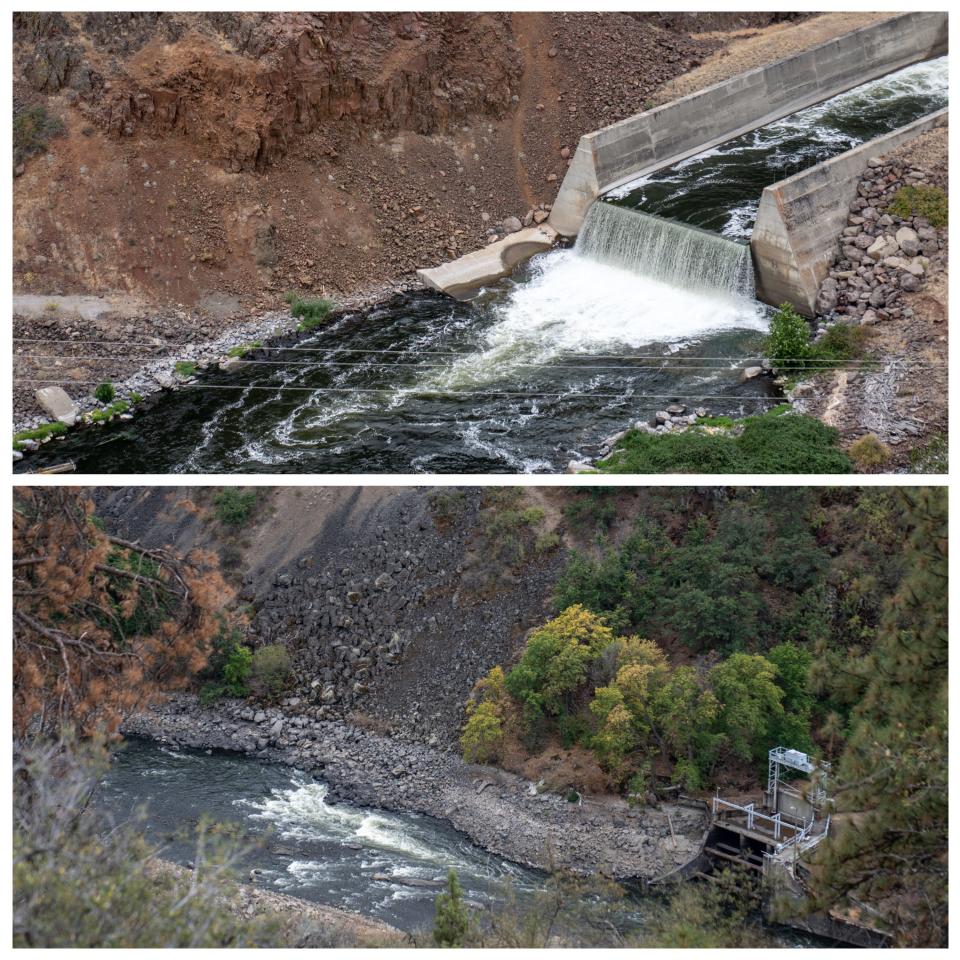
[597,411,852,474]
[463,606,811,790]
[765,302,869,372]
[809,488,946,947]
[13,420,67,450]
[212,488,259,526]
[888,183,947,228]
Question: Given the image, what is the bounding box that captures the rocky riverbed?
[124,694,707,882]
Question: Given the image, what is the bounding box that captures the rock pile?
[814,154,947,326]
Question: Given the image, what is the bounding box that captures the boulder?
[501,216,522,234]
[740,366,763,381]
[35,386,79,426]
[895,226,920,257]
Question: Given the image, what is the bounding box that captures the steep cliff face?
[79,14,520,173]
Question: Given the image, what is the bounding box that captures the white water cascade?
[576,202,757,298]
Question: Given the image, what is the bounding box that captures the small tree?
[433,870,474,947]
[765,302,811,369]
[461,701,503,763]
[250,644,292,698]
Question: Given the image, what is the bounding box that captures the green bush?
[250,644,293,698]
[598,413,851,474]
[461,701,504,763]
[173,360,197,378]
[534,531,562,554]
[13,104,64,167]
[94,382,116,404]
[765,302,811,369]
[888,184,947,228]
[286,293,335,332]
[212,489,258,526]
[811,323,868,365]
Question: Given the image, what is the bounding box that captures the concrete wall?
[549,11,948,236]
[751,108,947,315]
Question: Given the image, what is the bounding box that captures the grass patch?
[765,302,870,376]
[174,360,197,377]
[89,400,130,423]
[286,292,335,332]
[14,421,68,449]
[696,415,736,428]
[13,104,65,167]
[888,184,947,229]
[130,392,144,404]
[597,411,851,474]
[226,341,262,358]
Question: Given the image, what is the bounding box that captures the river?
[16,56,946,475]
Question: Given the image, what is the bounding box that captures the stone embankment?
[125,694,706,882]
[812,154,947,329]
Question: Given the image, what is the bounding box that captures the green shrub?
[765,302,811,369]
[212,489,258,526]
[174,360,197,378]
[460,701,504,763]
[888,184,947,228]
[94,382,116,404]
[735,413,851,473]
[810,323,867,364]
[250,644,293,698]
[286,293,335,332]
[534,531,562,554]
[848,433,891,471]
[13,104,64,167]
[130,392,144,405]
[598,413,851,474]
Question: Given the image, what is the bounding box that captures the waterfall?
[575,202,756,298]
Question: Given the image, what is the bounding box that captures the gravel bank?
[124,694,707,882]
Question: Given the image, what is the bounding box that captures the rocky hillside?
[13,11,722,312]
[94,486,566,746]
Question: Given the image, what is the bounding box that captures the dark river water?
[609,56,948,238]
[97,739,831,944]
[16,56,946,475]
[97,739,542,934]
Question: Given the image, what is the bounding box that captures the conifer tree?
[810,488,947,947]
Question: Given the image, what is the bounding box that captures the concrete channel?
[416,11,947,303]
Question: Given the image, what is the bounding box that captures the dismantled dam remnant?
[751,108,948,316]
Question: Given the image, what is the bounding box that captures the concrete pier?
[751,108,948,316]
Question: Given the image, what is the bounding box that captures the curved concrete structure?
[751,108,948,316]
[548,11,947,236]
[416,224,557,300]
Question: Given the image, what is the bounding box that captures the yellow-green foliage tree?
[461,666,508,763]
[504,605,615,717]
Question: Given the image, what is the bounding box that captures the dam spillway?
[576,204,755,299]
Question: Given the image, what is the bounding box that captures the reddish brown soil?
[12,11,727,313]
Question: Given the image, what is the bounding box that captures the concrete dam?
[418,11,948,317]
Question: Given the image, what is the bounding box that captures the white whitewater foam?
[428,249,767,390]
